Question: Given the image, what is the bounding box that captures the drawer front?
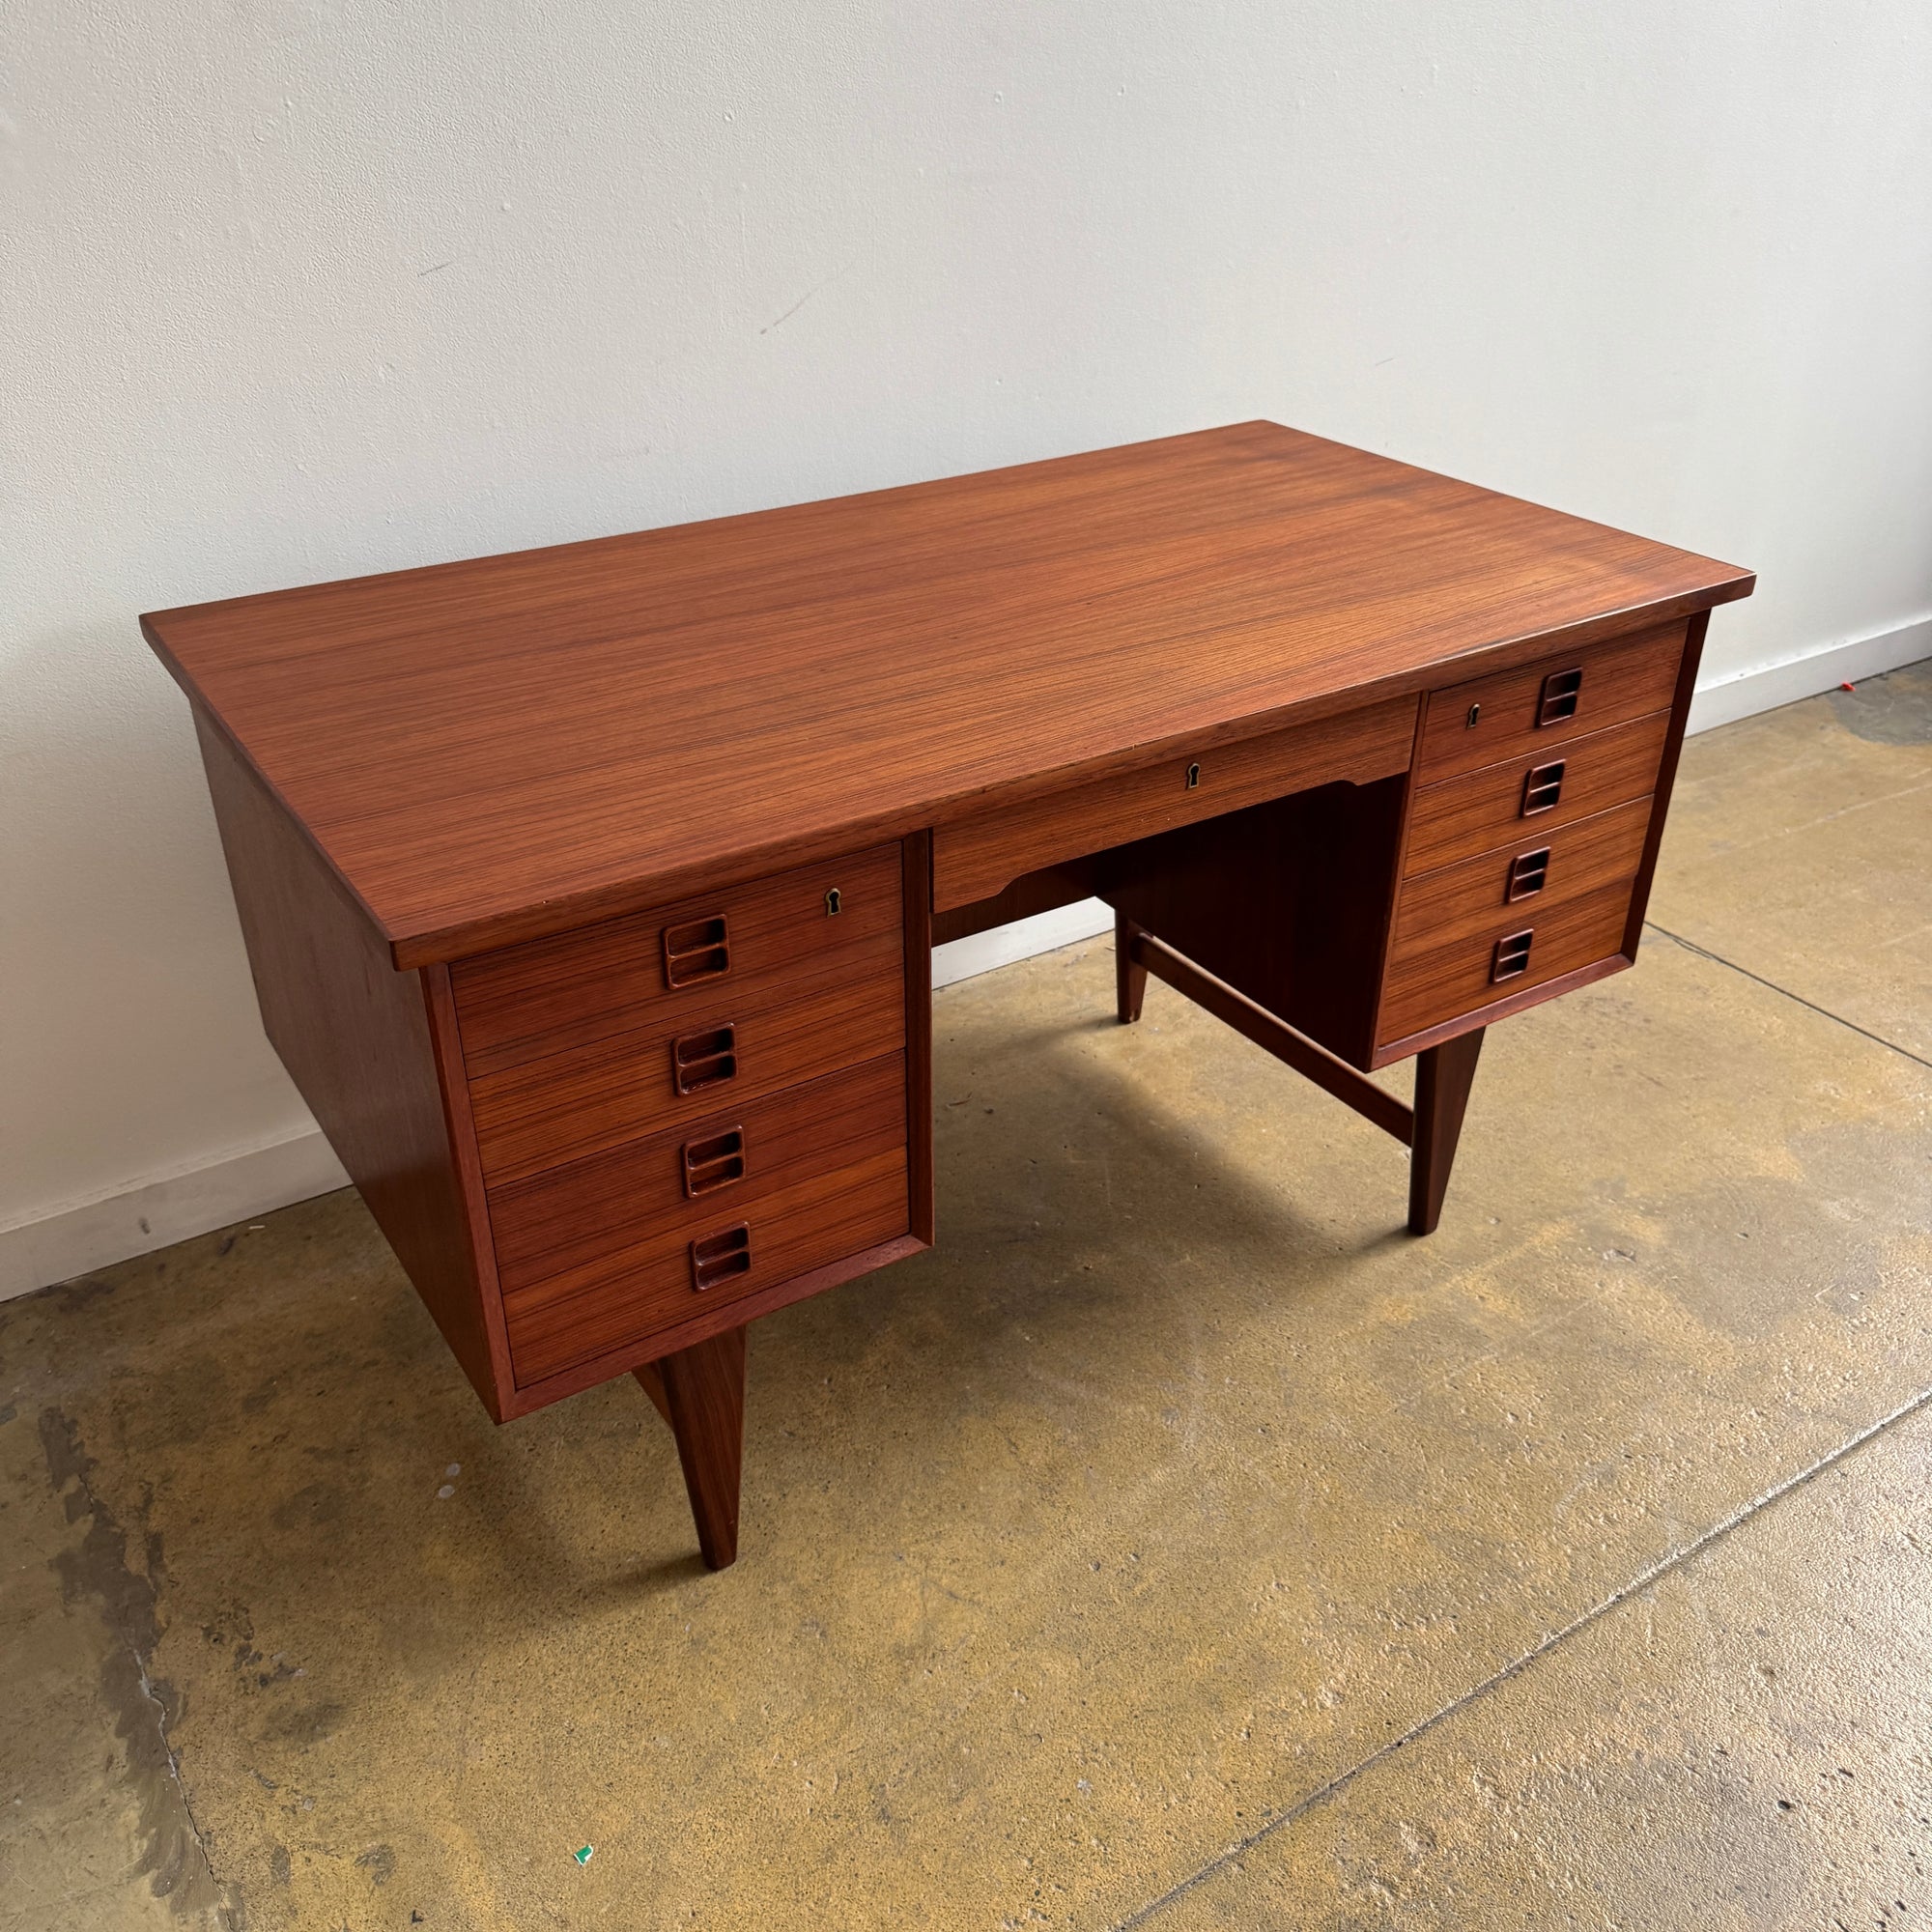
[1378,877,1635,1048]
[452,843,902,1079]
[932,697,1415,912]
[469,950,904,1185]
[1403,708,1669,877]
[505,1145,910,1386]
[1387,795,1654,969]
[1415,620,1687,783]
[487,1052,906,1296]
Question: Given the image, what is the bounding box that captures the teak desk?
[144,423,1754,1569]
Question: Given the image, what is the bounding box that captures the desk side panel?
[193,710,513,1418]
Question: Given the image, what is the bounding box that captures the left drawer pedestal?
[197,710,930,1566]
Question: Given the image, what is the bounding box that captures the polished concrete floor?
[3,664,1929,1930]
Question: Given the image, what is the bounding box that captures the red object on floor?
[1841,681,1857,691]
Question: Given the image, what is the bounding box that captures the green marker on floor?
[574,1845,593,1866]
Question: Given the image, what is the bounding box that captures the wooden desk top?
[145,421,1752,967]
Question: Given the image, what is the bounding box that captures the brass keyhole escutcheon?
[825,888,841,916]
[1185,761,1201,790]
[1466,702,1482,728]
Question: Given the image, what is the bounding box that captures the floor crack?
[1113,1380,1932,1929]
[1645,922,1932,1071]
[37,1406,241,1928]
[130,1637,227,1913]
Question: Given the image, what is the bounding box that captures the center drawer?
[932,697,1416,912]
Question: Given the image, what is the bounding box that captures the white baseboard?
[7,614,1925,1304]
[933,896,1115,988]
[1688,613,1931,735]
[0,1130,349,1304]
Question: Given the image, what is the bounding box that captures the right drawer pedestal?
[1375,617,1691,1059]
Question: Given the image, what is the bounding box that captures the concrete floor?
[3,664,1929,1931]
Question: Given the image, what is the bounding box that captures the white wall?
[6,0,1931,1295]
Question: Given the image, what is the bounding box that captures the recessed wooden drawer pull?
[1506,846,1551,901]
[1521,759,1566,815]
[1492,928,1535,982]
[682,1126,747,1198]
[670,1025,737,1095]
[663,915,730,988]
[689,1223,752,1293]
[1537,667,1584,726]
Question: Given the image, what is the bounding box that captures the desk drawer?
[487,1052,906,1296]
[932,697,1415,912]
[1378,876,1636,1049]
[1387,795,1653,969]
[452,843,903,1079]
[1415,621,1687,783]
[468,948,904,1185]
[1402,708,1669,877]
[504,1143,910,1386]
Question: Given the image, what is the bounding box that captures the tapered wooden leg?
[634,1324,748,1569]
[1115,912,1148,1023]
[1407,1027,1485,1236]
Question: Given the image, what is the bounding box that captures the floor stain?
[35,1407,243,1928]
[1830,658,1932,746]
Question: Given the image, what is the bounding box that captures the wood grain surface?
[1401,708,1671,876]
[487,1052,906,1297]
[1407,1030,1486,1236]
[192,709,514,1416]
[1413,620,1687,783]
[506,1147,910,1385]
[1387,794,1654,967]
[1621,609,1710,960]
[1101,772,1410,1071]
[633,1324,747,1570]
[468,946,905,1185]
[451,842,901,1078]
[900,831,936,1247]
[932,696,1414,911]
[1377,876,1635,1046]
[145,422,1752,966]
[504,1234,928,1419]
